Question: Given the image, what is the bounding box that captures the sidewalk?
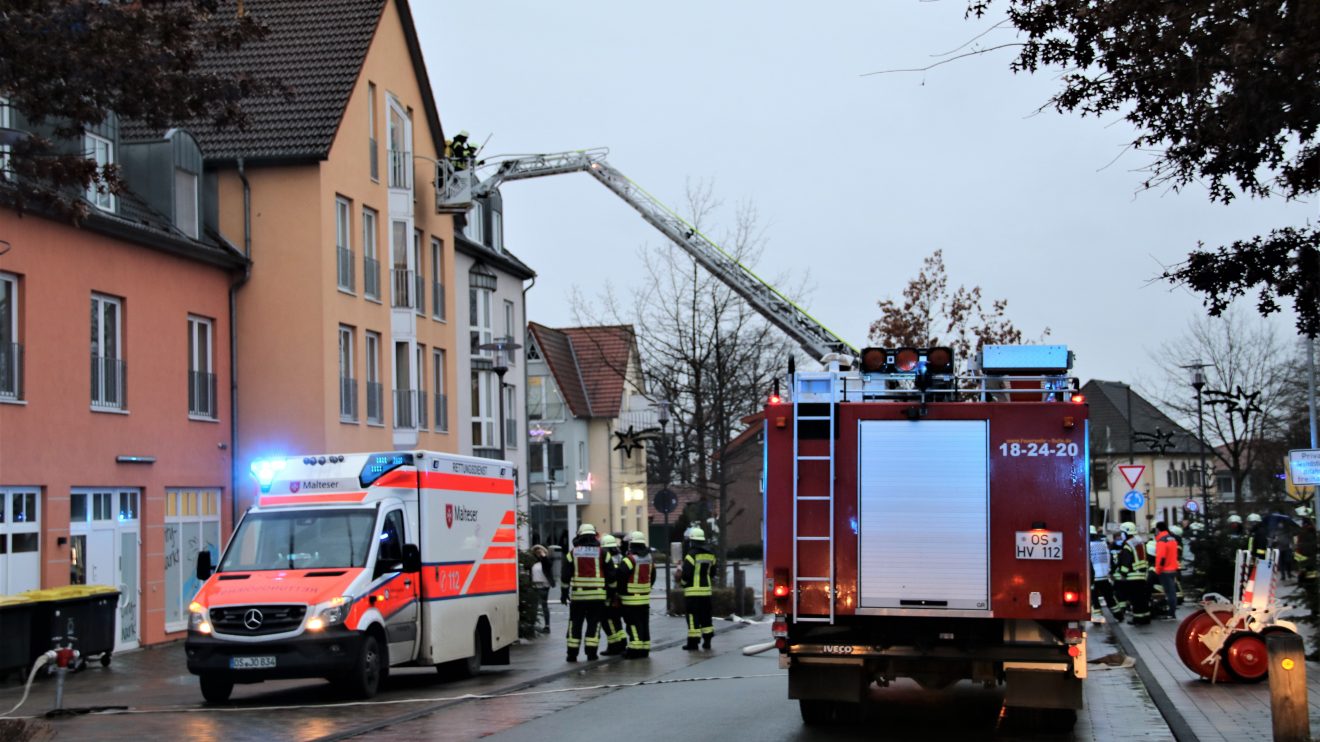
[1108,603,1320,742]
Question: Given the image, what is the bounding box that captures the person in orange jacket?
[1153,521,1181,620]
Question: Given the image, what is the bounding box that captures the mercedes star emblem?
[243,608,264,631]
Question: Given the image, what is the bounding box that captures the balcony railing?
[417,390,428,430]
[364,257,380,300]
[336,247,354,291]
[91,355,125,409]
[414,273,425,316]
[391,268,414,309]
[474,447,501,460]
[432,282,445,320]
[366,381,383,424]
[369,138,379,181]
[393,389,416,429]
[188,370,216,418]
[0,342,22,400]
[388,149,411,190]
[339,376,358,422]
[505,416,518,447]
[434,392,448,432]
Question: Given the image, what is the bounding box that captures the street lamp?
[656,401,674,601]
[1184,362,1211,516]
[479,336,522,460]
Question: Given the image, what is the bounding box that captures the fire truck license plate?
[1015,531,1063,560]
[230,656,276,669]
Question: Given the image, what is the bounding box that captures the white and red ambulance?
[185,451,519,703]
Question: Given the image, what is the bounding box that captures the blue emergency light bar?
[980,345,1072,374]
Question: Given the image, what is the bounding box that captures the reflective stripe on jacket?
[568,544,607,601]
[621,553,654,606]
[1116,541,1148,581]
[682,548,716,597]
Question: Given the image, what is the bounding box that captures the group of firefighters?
[554,522,717,662]
[1090,506,1317,624]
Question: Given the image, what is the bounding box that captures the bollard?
[733,563,746,615]
[1267,632,1310,742]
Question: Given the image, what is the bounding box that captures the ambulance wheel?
[100,653,112,667]
[799,699,835,726]
[1223,632,1269,683]
[457,627,482,678]
[199,674,234,704]
[345,634,384,699]
[1174,608,1233,682]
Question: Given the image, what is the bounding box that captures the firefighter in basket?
[1114,522,1151,625]
[620,531,656,658]
[599,534,628,655]
[681,527,717,650]
[561,523,609,662]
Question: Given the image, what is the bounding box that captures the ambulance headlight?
[188,601,212,634]
[250,458,287,492]
[307,597,350,632]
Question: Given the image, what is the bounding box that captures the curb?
[1103,608,1199,742]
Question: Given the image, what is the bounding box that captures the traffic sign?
[653,488,678,515]
[1289,449,1320,486]
[1184,500,1200,513]
[1123,490,1146,511]
[1117,464,1146,489]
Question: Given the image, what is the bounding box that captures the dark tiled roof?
[528,323,591,418]
[455,233,536,280]
[82,190,244,268]
[561,326,636,419]
[122,0,443,164]
[1084,379,1202,456]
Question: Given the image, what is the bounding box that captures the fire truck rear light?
[1068,645,1081,657]
[769,395,782,405]
[1064,626,1084,644]
[1063,573,1082,606]
[775,637,787,651]
[772,619,787,638]
[773,583,790,598]
[1071,394,1086,404]
[1063,590,1080,605]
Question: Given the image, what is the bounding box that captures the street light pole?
[657,401,672,603]
[1190,363,1210,516]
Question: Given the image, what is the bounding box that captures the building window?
[0,96,11,178]
[469,287,492,356]
[433,348,448,432]
[0,488,40,595]
[387,100,410,189]
[416,344,428,430]
[90,293,124,409]
[504,384,517,448]
[391,220,412,309]
[0,272,20,401]
[471,370,495,448]
[339,325,357,422]
[431,238,446,320]
[363,207,380,300]
[530,441,565,481]
[175,169,199,239]
[527,339,541,361]
[85,132,115,211]
[528,376,545,420]
[413,230,425,317]
[578,442,587,477]
[465,201,485,244]
[336,196,354,292]
[188,315,215,419]
[491,209,503,252]
[503,300,516,368]
[365,331,383,424]
[367,82,379,181]
[393,341,414,429]
[163,488,221,632]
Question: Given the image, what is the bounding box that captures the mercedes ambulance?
[185,451,518,703]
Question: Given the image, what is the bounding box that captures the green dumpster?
[24,585,119,668]
[0,596,35,679]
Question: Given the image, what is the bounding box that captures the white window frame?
[367,82,379,182]
[339,325,356,422]
[492,209,503,252]
[0,487,41,595]
[366,331,382,424]
[465,201,485,243]
[469,287,492,357]
[335,196,354,292]
[362,207,379,301]
[471,370,495,448]
[85,132,115,211]
[0,96,12,178]
[504,383,517,449]
[433,348,448,432]
[174,168,199,239]
[162,488,221,632]
[431,238,445,321]
[413,229,425,317]
[91,293,123,410]
[503,300,516,368]
[187,315,215,419]
[0,272,19,401]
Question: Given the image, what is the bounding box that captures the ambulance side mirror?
[402,544,421,574]
[196,550,214,581]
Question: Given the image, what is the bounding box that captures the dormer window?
[174,168,199,238]
[85,132,115,212]
[491,208,503,252]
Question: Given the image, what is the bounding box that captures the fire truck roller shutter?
[858,420,990,611]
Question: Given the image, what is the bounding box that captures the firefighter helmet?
[628,530,647,545]
[601,534,618,549]
[1089,525,1098,535]
[1119,522,1137,536]
[578,523,597,536]
[1190,521,1205,532]
[688,527,706,542]
[1170,525,1184,537]
[1297,507,1314,518]
[1246,513,1262,524]
[1227,514,1243,524]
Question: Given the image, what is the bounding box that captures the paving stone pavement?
[1109,601,1320,742]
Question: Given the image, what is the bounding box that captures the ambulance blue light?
[250,458,287,492]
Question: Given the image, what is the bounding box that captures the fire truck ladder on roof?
[791,370,837,623]
[438,149,856,363]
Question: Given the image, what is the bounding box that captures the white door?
[70,489,141,651]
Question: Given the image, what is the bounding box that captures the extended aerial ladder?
[436,148,855,362]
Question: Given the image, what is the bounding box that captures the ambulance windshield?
[220,509,377,571]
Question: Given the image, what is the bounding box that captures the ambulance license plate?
[1015,531,1063,560]
[230,656,276,670]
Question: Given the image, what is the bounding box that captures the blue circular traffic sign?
[1123,490,1146,511]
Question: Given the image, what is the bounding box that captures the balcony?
[432,282,445,320]
[188,370,217,419]
[0,342,21,400]
[366,381,383,424]
[414,273,425,316]
[91,356,125,410]
[388,149,411,190]
[336,247,354,291]
[417,390,428,430]
[434,392,448,432]
[339,376,358,422]
[364,257,381,300]
[393,388,416,429]
[391,268,414,309]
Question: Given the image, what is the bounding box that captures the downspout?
[518,275,536,549]
[229,158,253,531]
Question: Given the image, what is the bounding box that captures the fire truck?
[185,451,518,703]
[763,345,1090,729]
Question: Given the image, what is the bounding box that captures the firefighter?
[681,527,717,650]
[1152,521,1180,620]
[1245,512,1268,560]
[1114,522,1151,625]
[1225,514,1247,552]
[619,530,656,659]
[1088,525,1115,622]
[599,534,628,655]
[446,130,479,168]
[1295,507,1317,584]
[561,523,608,662]
[1106,528,1128,622]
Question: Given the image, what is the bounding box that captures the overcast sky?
[414,1,1312,397]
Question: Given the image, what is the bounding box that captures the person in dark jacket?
[530,544,556,634]
[681,527,717,650]
[619,531,656,659]
[561,523,608,662]
[599,534,628,655]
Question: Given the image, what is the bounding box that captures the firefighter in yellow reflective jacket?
[599,534,628,655]
[681,527,717,650]
[619,531,656,659]
[561,523,609,662]
[1114,522,1151,625]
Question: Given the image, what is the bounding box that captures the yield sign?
[1117,464,1145,489]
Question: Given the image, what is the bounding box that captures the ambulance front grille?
[210,605,307,636]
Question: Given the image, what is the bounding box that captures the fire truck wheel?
[1223,632,1269,683]
[199,674,234,704]
[345,634,384,699]
[798,699,835,726]
[1174,608,1233,682]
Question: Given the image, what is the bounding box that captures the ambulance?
[185,451,519,703]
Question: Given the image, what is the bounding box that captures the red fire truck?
[763,345,1090,729]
